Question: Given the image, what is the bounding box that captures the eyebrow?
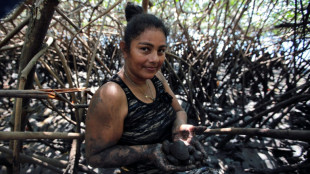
[138,42,167,48]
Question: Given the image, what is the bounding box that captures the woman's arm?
[85,82,191,171]
[85,82,148,168]
[155,71,187,133]
[156,71,207,157]
[87,144,150,168]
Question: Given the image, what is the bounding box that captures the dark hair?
[124,3,169,50]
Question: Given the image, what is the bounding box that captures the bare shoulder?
[98,81,126,102]
[155,71,184,112]
[87,82,126,116]
[155,71,167,83]
[86,81,127,156]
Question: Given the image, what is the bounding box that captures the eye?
[158,48,166,53]
[140,47,150,52]
[158,48,166,55]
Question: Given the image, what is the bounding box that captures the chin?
[145,72,156,79]
[146,74,155,79]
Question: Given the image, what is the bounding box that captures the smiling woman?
[121,28,167,87]
[85,2,207,173]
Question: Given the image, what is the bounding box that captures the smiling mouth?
[146,67,157,71]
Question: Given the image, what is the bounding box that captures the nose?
[148,51,160,63]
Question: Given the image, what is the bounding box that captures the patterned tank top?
[109,74,176,145]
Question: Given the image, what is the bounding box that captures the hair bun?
[125,2,144,22]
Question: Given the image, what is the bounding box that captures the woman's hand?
[146,144,196,172]
[172,124,207,158]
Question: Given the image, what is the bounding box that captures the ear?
[120,41,128,59]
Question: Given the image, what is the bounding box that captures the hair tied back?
[125,2,144,22]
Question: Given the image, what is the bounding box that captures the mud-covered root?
[162,139,207,167]
[193,150,203,161]
[162,139,171,154]
[169,140,190,161]
[166,155,180,165]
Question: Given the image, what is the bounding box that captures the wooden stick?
[0,132,83,140]
[4,0,35,22]
[11,31,52,172]
[0,88,87,98]
[0,16,30,48]
[217,94,310,148]
[142,0,149,13]
[0,146,63,173]
[0,42,24,51]
[53,41,78,106]
[55,7,80,31]
[78,0,122,32]
[0,146,96,174]
[85,4,108,89]
[38,59,66,87]
[20,37,54,80]
[204,128,310,141]
[0,90,51,99]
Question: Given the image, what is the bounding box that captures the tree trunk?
[10,0,59,173]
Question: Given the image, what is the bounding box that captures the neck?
[122,67,155,101]
[123,67,146,86]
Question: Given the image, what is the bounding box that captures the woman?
[85,3,207,173]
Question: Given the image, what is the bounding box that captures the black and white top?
[107,74,177,173]
[109,74,176,145]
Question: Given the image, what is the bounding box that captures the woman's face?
[123,28,167,80]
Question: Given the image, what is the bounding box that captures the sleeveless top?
[109,74,176,145]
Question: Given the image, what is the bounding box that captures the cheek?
[158,56,165,66]
[129,52,144,65]
[160,56,165,63]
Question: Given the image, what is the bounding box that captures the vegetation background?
[0,0,309,173]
